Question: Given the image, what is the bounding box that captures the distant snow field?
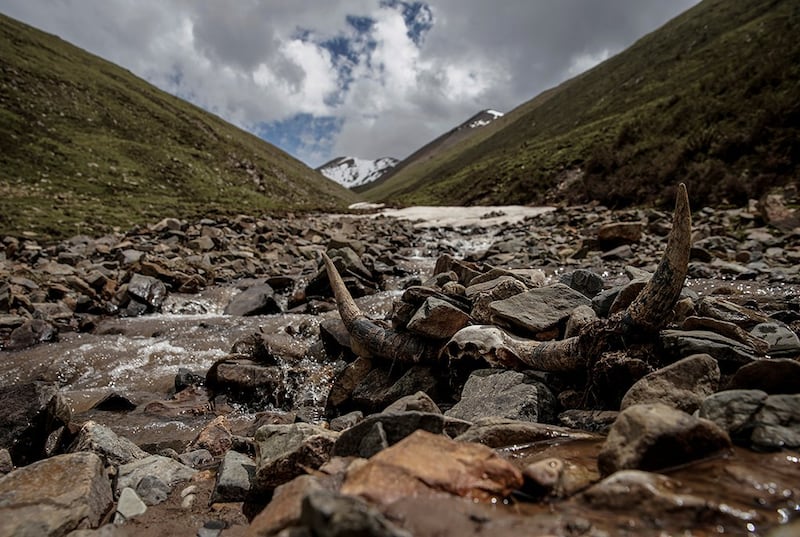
[348,203,555,228]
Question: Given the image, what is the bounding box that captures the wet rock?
[134,475,170,506]
[557,410,620,433]
[727,358,800,393]
[660,330,761,371]
[598,403,731,476]
[559,269,604,298]
[188,415,233,457]
[0,452,113,537]
[326,357,372,410]
[699,389,769,442]
[455,417,596,448]
[751,394,800,450]
[114,487,147,524]
[301,489,411,537]
[750,322,800,357]
[6,318,58,349]
[69,420,148,466]
[521,456,597,499]
[341,430,523,506]
[116,455,198,495]
[248,474,327,536]
[0,381,72,466]
[210,450,255,503]
[126,273,167,310]
[680,316,770,354]
[224,283,281,316]
[206,358,284,407]
[446,369,557,424]
[383,391,441,414]
[620,354,720,413]
[174,367,206,392]
[406,297,471,339]
[489,283,591,338]
[90,392,137,412]
[252,423,338,494]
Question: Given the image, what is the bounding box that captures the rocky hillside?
[358,109,503,196]
[316,156,399,189]
[360,0,800,209]
[0,14,357,241]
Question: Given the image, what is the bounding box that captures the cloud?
[0,0,700,167]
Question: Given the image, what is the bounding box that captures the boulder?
[301,489,411,537]
[489,283,591,338]
[383,391,441,415]
[699,389,769,442]
[116,455,198,495]
[6,319,58,350]
[620,354,720,413]
[751,394,800,450]
[750,322,800,357]
[0,452,113,537]
[248,474,327,536]
[659,330,761,371]
[598,403,731,476]
[210,450,256,503]
[69,420,149,466]
[445,369,557,424]
[224,284,281,316]
[727,358,800,393]
[126,273,167,309]
[0,381,72,466]
[406,297,471,339]
[559,269,604,298]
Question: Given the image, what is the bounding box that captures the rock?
[210,450,255,503]
[383,391,441,414]
[326,357,372,409]
[301,489,411,537]
[329,411,363,432]
[0,381,72,466]
[598,403,731,476]
[206,358,284,407]
[252,423,338,494]
[696,297,771,329]
[620,354,720,413]
[90,392,137,412]
[596,221,643,248]
[564,304,597,338]
[114,487,147,524]
[659,330,761,371]
[178,449,214,468]
[406,297,471,339]
[521,457,597,499]
[727,358,800,393]
[750,322,800,357]
[341,430,523,506]
[0,448,12,475]
[489,283,591,338]
[599,244,633,260]
[224,284,281,316]
[445,369,557,424]
[699,389,768,442]
[332,411,461,458]
[352,365,441,414]
[454,417,596,448]
[69,420,149,466]
[559,269,604,298]
[759,192,800,231]
[6,318,58,349]
[0,452,113,537]
[751,394,800,450]
[188,415,233,456]
[126,273,167,310]
[116,455,198,495]
[134,475,171,506]
[248,474,327,536]
[557,410,620,433]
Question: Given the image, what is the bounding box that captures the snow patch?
[317,156,398,189]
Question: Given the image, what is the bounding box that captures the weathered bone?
[322,252,439,363]
[444,183,692,372]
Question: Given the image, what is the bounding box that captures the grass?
[360,0,800,209]
[0,14,358,241]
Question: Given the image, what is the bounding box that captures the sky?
[0,0,699,168]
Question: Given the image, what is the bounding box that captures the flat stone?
[116,455,198,495]
[210,450,255,503]
[455,417,596,448]
[598,403,731,476]
[329,410,363,432]
[0,452,113,537]
[750,322,800,357]
[597,221,643,248]
[445,369,557,424]
[620,354,720,413]
[558,410,620,434]
[559,269,604,298]
[69,420,148,466]
[332,411,454,458]
[383,391,441,414]
[659,330,761,371]
[489,283,590,338]
[114,487,147,524]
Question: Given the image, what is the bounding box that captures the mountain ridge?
[316,156,399,189]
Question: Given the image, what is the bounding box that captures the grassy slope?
[361,0,800,208]
[0,14,357,240]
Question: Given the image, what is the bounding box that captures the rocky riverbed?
[1,194,799,536]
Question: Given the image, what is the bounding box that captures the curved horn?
[322,252,439,363]
[623,183,691,331]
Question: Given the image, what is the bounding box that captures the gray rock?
[598,403,731,476]
[383,391,441,415]
[6,319,58,349]
[751,394,800,450]
[224,284,281,316]
[206,358,284,406]
[659,330,761,370]
[727,358,800,393]
[178,448,214,468]
[406,297,471,339]
[489,283,591,337]
[329,411,363,432]
[134,475,170,506]
[116,455,198,495]
[69,420,148,466]
[696,297,771,329]
[455,417,596,448]
[620,354,720,413]
[557,410,620,434]
[114,487,147,524]
[0,448,12,474]
[301,489,411,537]
[210,450,255,503]
[750,323,800,357]
[253,423,338,494]
[126,273,167,309]
[699,389,768,441]
[597,221,643,248]
[564,304,597,338]
[0,381,72,466]
[559,269,604,298]
[0,452,113,537]
[445,369,557,424]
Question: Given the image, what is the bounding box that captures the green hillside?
[0,14,357,241]
[361,0,800,208]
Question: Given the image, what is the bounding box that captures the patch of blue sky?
[380,1,433,45]
[257,114,343,166]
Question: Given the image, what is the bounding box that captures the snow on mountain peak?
[467,109,504,129]
[317,156,399,189]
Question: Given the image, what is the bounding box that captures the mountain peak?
[317,156,399,189]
